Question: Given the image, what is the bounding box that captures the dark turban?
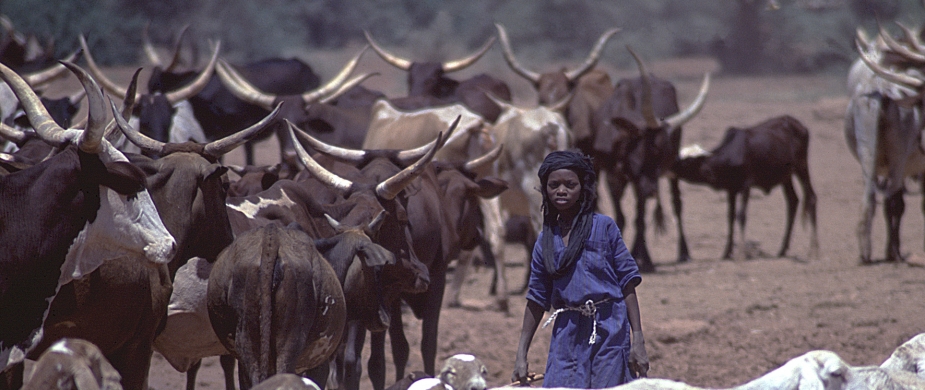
[537,150,597,279]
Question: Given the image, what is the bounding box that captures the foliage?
[2,0,924,74]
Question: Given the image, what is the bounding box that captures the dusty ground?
[27,48,925,389]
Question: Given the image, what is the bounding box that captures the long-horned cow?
[846,26,925,263]
[0,60,175,388]
[591,47,709,272]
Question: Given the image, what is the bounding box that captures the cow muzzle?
[144,236,177,265]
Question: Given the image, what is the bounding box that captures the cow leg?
[244,142,256,166]
[796,165,820,259]
[387,302,410,382]
[607,169,628,230]
[478,234,509,312]
[735,190,750,261]
[670,177,692,263]
[778,178,799,258]
[630,186,656,273]
[419,273,447,377]
[341,322,366,390]
[516,224,537,294]
[105,334,154,390]
[368,330,387,390]
[858,180,877,263]
[884,190,905,262]
[723,190,737,259]
[186,359,202,390]
[221,354,237,390]
[0,361,23,390]
[447,251,472,308]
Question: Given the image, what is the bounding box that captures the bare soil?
[39,52,925,389]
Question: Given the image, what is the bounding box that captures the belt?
[543,298,611,345]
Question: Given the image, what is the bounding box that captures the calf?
[23,339,122,390]
[671,115,819,260]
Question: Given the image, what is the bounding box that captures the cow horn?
[215,59,276,110]
[364,30,411,70]
[319,72,380,104]
[0,122,28,143]
[879,22,925,63]
[442,36,496,73]
[324,213,342,231]
[61,61,107,153]
[22,49,80,87]
[164,40,220,104]
[367,210,386,233]
[483,89,515,113]
[0,61,76,147]
[495,23,541,83]
[301,45,368,104]
[394,115,460,164]
[290,122,367,163]
[857,39,925,89]
[143,22,163,67]
[203,102,281,157]
[463,143,503,171]
[110,98,165,155]
[563,27,621,81]
[856,27,872,50]
[80,34,132,100]
[626,45,660,129]
[287,120,354,194]
[895,22,925,54]
[103,67,142,141]
[663,72,710,130]
[376,118,456,200]
[163,25,190,72]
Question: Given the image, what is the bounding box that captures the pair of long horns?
[364,30,495,72]
[856,24,925,90]
[627,45,710,131]
[496,23,620,83]
[80,34,220,104]
[0,60,107,154]
[288,116,459,200]
[215,46,374,110]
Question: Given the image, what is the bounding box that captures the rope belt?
[542,298,610,345]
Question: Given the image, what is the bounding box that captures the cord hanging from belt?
[542,298,608,345]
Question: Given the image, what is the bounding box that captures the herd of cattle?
[0,11,922,390]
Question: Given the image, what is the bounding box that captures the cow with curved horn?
[0,60,176,389]
[0,48,81,125]
[847,26,925,263]
[364,30,512,123]
[214,45,375,167]
[592,46,710,272]
[80,35,219,153]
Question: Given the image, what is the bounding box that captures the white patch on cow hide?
[451,354,475,362]
[407,377,442,390]
[0,152,12,161]
[154,257,229,372]
[49,340,73,355]
[227,189,298,219]
[301,377,322,390]
[60,141,177,286]
[170,101,208,143]
[679,144,710,158]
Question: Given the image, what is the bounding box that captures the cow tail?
[258,225,281,381]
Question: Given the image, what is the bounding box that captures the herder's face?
[546,169,581,212]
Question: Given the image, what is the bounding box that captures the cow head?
[80,35,220,144]
[316,213,396,332]
[364,30,495,99]
[287,119,458,295]
[592,46,710,199]
[496,23,619,105]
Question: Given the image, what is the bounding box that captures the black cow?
[0,60,175,389]
[364,30,511,123]
[591,47,709,272]
[672,115,820,260]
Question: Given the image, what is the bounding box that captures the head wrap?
[537,150,597,279]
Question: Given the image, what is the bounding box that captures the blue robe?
[526,213,641,388]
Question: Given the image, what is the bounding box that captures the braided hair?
[537,150,597,279]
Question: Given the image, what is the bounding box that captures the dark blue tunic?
[526,213,641,388]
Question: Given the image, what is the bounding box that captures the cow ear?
[472,177,508,198]
[101,161,148,195]
[261,171,280,191]
[205,164,228,181]
[610,117,641,137]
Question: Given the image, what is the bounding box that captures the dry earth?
[24,47,925,389]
